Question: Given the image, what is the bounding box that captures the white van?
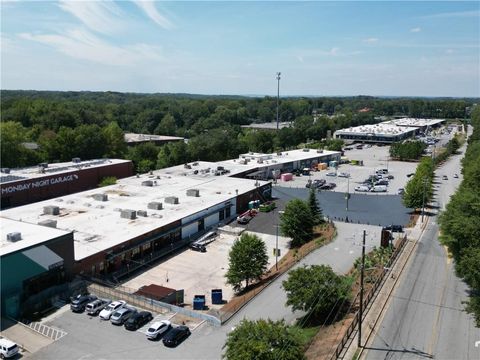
[0,338,19,358]
[371,185,387,192]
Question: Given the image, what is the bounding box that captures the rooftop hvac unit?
[38,162,48,168]
[277,152,282,156]
[38,219,57,228]
[137,210,148,217]
[164,196,179,204]
[7,232,22,242]
[317,149,324,153]
[186,189,200,197]
[257,159,263,164]
[93,193,108,201]
[303,148,310,152]
[1,168,10,174]
[72,157,81,163]
[141,180,153,187]
[120,209,137,220]
[43,205,60,215]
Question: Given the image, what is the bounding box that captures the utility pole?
[358,229,366,348]
[276,72,281,130]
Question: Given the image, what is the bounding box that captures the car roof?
[0,339,16,347]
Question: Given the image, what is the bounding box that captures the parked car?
[397,188,405,195]
[355,185,370,192]
[338,172,350,178]
[442,175,448,180]
[237,215,252,224]
[163,325,191,347]
[407,173,415,178]
[454,173,458,178]
[70,294,97,313]
[86,298,111,316]
[146,320,172,340]
[319,183,336,190]
[326,172,336,177]
[0,338,19,359]
[99,300,126,320]
[189,243,206,252]
[124,311,153,331]
[371,185,387,192]
[375,180,389,186]
[110,307,137,325]
[384,225,403,232]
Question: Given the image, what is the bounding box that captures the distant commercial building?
[334,118,445,143]
[124,133,184,146]
[241,122,293,131]
[0,158,133,209]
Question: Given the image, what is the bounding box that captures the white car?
[146,320,172,340]
[355,185,370,192]
[99,300,126,320]
[0,338,19,359]
[326,172,336,177]
[338,172,350,178]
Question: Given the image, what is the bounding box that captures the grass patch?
[290,325,321,347]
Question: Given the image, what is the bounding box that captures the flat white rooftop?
[124,133,184,143]
[335,124,418,137]
[241,122,293,130]
[388,118,445,127]
[0,158,131,185]
[1,174,268,260]
[0,217,71,257]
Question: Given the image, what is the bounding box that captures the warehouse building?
[334,118,445,144]
[124,133,185,146]
[1,218,75,318]
[0,158,133,209]
[0,148,339,315]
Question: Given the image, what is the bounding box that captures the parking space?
[122,230,290,309]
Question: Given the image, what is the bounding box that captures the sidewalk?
[342,217,427,360]
[0,318,53,356]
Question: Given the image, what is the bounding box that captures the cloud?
[410,27,421,33]
[419,10,480,19]
[446,49,454,54]
[58,0,124,35]
[362,38,378,43]
[18,29,164,66]
[134,1,174,30]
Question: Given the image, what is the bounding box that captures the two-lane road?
[365,139,480,360]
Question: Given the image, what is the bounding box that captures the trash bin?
[211,289,223,305]
[193,295,205,310]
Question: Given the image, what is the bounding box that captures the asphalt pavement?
[364,132,480,360]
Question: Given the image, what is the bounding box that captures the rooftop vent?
[93,193,108,202]
[72,157,81,163]
[1,168,11,174]
[164,196,179,205]
[317,149,324,153]
[186,189,200,197]
[120,209,136,220]
[137,210,148,217]
[141,180,153,187]
[148,202,163,210]
[38,219,57,228]
[7,232,22,242]
[43,205,60,215]
[184,164,192,169]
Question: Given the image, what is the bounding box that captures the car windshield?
[112,311,121,317]
[148,327,157,332]
[105,305,114,311]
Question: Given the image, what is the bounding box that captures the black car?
[124,311,153,331]
[189,243,207,252]
[70,294,97,313]
[162,325,191,347]
[384,225,403,233]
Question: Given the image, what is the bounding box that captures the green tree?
[102,122,127,158]
[282,265,352,319]
[98,176,117,187]
[154,113,176,135]
[223,319,305,360]
[0,121,28,167]
[307,188,323,225]
[280,199,314,247]
[225,233,269,292]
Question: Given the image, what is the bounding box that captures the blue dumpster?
[211,289,223,305]
[193,295,205,310]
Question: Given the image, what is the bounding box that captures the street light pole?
[276,72,281,130]
[358,229,366,348]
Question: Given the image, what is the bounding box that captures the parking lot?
[122,230,290,309]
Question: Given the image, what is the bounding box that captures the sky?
[1,1,479,97]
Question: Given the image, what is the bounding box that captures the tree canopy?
[282,264,352,319]
[307,188,323,225]
[223,319,305,360]
[280,199,314,247]
[225,233,269,292]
